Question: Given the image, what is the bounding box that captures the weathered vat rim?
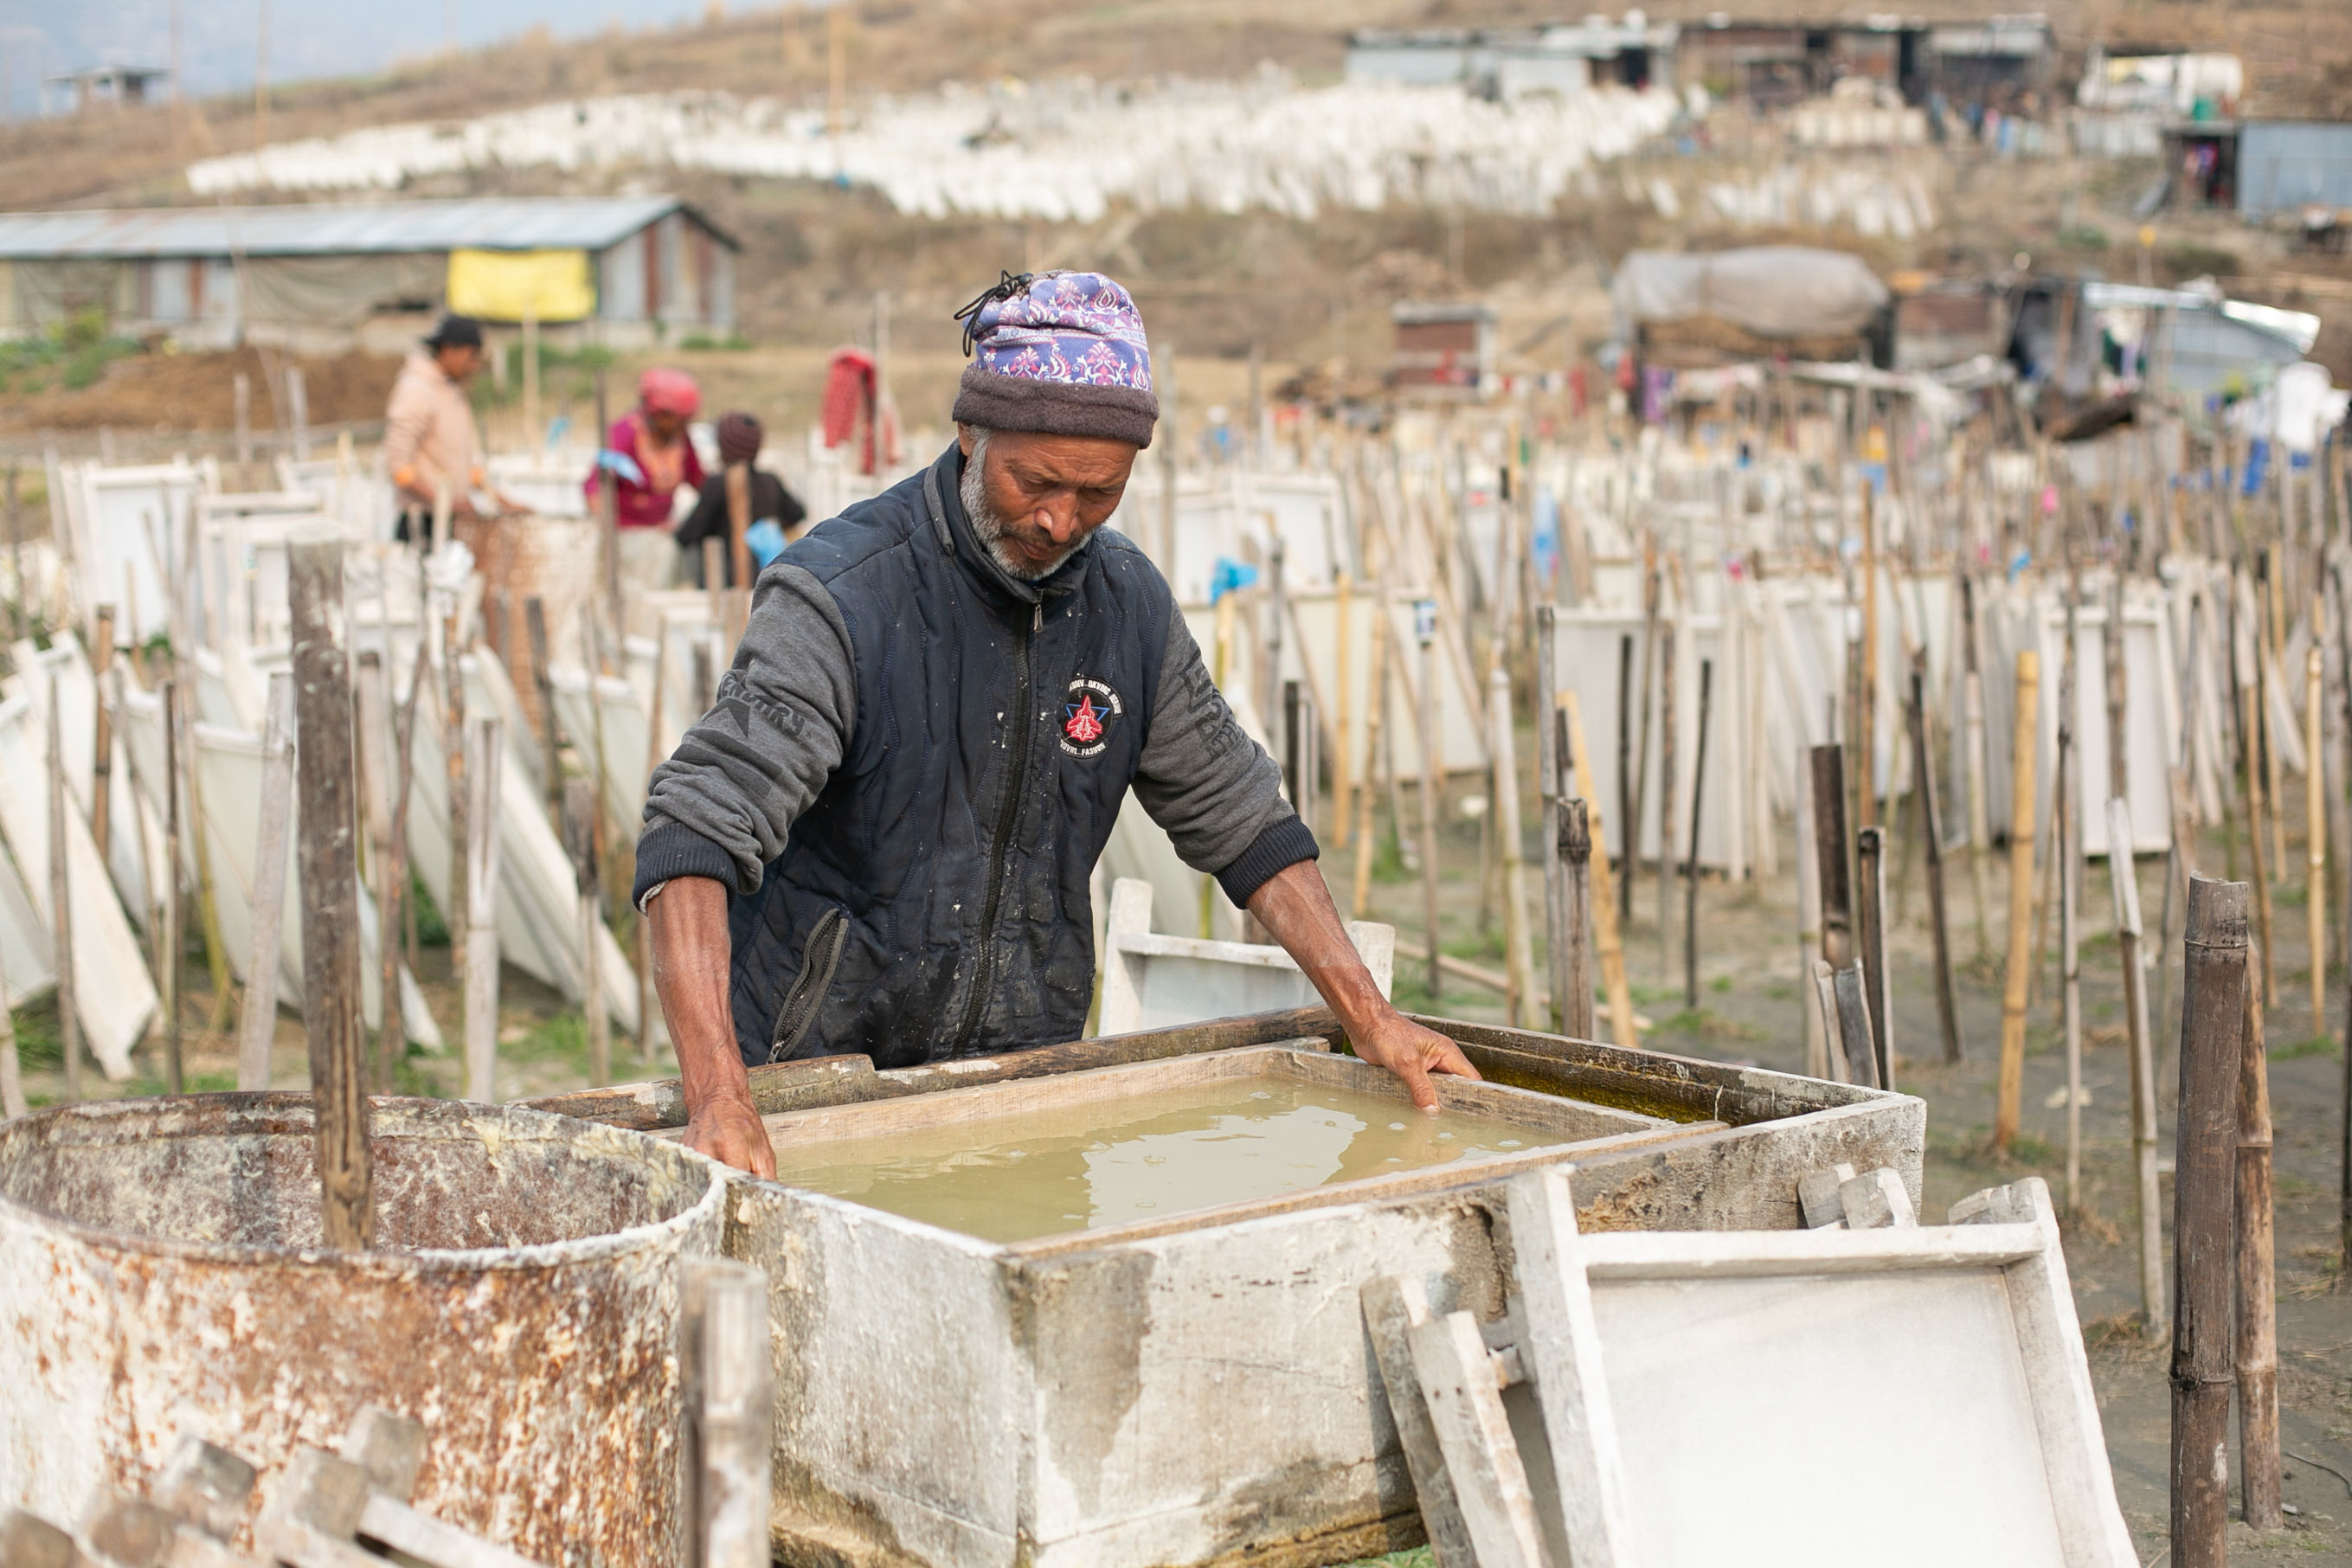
[0,1092,728,1271]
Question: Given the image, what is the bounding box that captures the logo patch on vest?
[1061,678,1122,757]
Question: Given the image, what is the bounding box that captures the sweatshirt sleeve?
[1128,609,1318,905]
[633,562,857,903]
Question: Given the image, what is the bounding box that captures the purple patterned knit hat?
[951,271,1158,449]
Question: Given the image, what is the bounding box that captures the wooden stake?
[1535,606,1563,1030]
[1810,744,1854,970]
[383,643,427,1077]
[45,678,80,1102]
[1856,825,1891,1089]
[1489,663,1532,1028]
[89,606,114,863]
[235,672,293,1092]
[2238,952,2281,1531]
[2172,872,2246,1568]
[2108,795,2167,1333]
[1562,693,1638,1049]
[1684,659,1712,1009]
[1858,484,1879,828]
[462,717,504,1104]
[2309,638,2327,1032]
[1559,799,1594,1041]
[564,778,608,1087]
[159,678,184,1095]
[442,610,468,981]
[1796,755,1828,1078]
[1614,631,1636,927]
[1963,577,1995,961]
[2237,625,2278,1010]
[1627,572,1656,929]
[1909,664,1962,1061]
[1417,613,1443,1001]
[2060,697,2082,1213]
[725,462,752,594]
[1997,648,2041,1150]
[524,596,559,813]
[286,523,373,1250]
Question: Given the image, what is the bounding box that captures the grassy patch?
[1655,1006,1764,1043]
[10,996,62,1069]
[2270,1035,2339,1061]
[0,309,142,395]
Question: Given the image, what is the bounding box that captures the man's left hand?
[1348,1006,1480,1112]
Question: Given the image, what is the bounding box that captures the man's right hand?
[684,1093,776,1179]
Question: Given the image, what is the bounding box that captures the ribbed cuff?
[1215,816,1321,908]
[632,819,738,911]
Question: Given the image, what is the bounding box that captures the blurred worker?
[384,314,514,544]
[675,412,807,588]
[588,367,704,585]
[635,270,1475,1176]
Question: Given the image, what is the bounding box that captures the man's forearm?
[649,876,775,1174]
[1244,858,1389,1031]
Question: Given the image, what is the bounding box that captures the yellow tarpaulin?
[445,248,594,323]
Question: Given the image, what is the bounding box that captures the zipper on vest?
[953,601,1042,1053]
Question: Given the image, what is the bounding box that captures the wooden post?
[564,777,608,1088]
[1810,744,1853,969]
[1997,648,2041,1150]
[1655,620,1678,971]
[1909,663,1962,1061]
[1626,596,1654,929]
[1684,659,1712,1008]
[1488,663,1533,1027]
[235,673,293,1092]
[45,678,80,1102]
[684,1260,774,1568]
[2238,635,2278,1011]
[442,610,469,980]
[1417,609,1443,1002]
[1614,632,1636,927]
[1962,575,1995,961]
[89,605,114,862]
[353,652,393,1091]
[1353,600,1390,922]
[1831,960,1881,1089]
[382,644,427,1081]
[2108,795,2167,1332]
[463,717,504,1104]
[1535,607,1563,1030]
[1856,825,1891,1089]
[2172,872,2246,1568]
[1796,755,1828,1078]
[158,677,184,1095]
[2238,953,2282,1531]
[2308,638,2327,1032]
[524,597,560,813]
[1562,693,1638,1049]
[1857,483,1879,828]
[1560,799,1594,1040]
[286,523,373,1251]
[2060,695,2083,1212]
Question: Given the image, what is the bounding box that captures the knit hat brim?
[952,363,1157,450]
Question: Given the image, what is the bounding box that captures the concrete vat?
[0,1095,726,1566]
[710,1016,1922,1568]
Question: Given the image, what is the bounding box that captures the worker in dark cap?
[675,412,807,588]
[384,313,514,544]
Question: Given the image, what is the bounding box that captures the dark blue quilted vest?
[723,443,1173,1069]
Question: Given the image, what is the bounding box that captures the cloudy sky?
[2,0,724,115]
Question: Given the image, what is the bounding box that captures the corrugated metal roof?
[0,196,729,260]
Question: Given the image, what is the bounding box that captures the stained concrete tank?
[0,1095,725,1566]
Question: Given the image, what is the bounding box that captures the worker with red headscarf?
[588,368,707,582]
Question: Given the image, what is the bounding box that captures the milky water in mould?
[769,1077,1571,1243]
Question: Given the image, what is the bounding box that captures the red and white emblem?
[1060,677,1122,757]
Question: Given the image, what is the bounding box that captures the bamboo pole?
[1655,619,1678,975]
[1810,744,1854,970]
[1627,562,1657,927]
[564,777,608,1088]
[88,606,113,863]
[2108,795,2166,1332]
[2238,953,2282,1531]
[2309,638,2327,1032]
[382,642,427,1084]
[2060,694,2082,1212]
[524,597,559,813]
[1856,824,1890,1087]
[463,717,504,1104]
[1489,663,1532,1028]
[1858,484,1879,828]
[1796,756,1828,1078]
[1562,691,1638,1049]
[1683,659,1712,1009]
[235,673,293,1092]
[1615,632,1636,927]
[1535,606,1564,1030]
[158,677,185,1095]
[1963,578,1995,962]
[1997,648,2041,1150]
[286,523,373,1250]
[1909,663,1962,1061]
[1417,609,1443,1002]
[2172,873,2246,1568]
[46,678,80,1102]
[442,608,469,981]
[2238,622,2278,1009]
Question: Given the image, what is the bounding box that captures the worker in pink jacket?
[587,368,706,527]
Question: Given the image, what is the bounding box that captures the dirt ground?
[14,718,2350,1563]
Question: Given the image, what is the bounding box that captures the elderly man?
[382,314,512,543]
[635,271,1474,1175]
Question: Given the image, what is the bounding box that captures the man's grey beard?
[961,431,1082,582]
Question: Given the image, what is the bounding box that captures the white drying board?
[61,460,201,646]
[1096,876,1391,1036]
[1449,1173,2134,1568]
